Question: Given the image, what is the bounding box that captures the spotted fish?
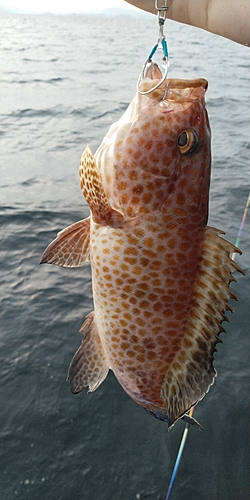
[41,63,242,429]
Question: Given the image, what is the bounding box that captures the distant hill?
[0,6,152,17]
[90,7,152,17]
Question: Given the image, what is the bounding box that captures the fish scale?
[91,211,205,415]
[41,64,242,429]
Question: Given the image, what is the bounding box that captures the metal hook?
[155,0,169,22]
[137,0,169,95]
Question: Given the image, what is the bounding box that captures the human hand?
[125,0,250,46]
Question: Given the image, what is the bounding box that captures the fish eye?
[177,129,199,155]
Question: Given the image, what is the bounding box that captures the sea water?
[1,10,250,500]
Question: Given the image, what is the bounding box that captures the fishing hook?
[137,0,169,95]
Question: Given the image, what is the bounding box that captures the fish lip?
[143,61,163,81]
[139,62,208,99]
[143,63,208,91]
[142,77,208,95]
[166,77,208,91]
[139,77,208,105]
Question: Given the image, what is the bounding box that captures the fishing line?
[165,191,250,500]
[137,0,169,95]
[165,407,194,500]
[231,191,250,262]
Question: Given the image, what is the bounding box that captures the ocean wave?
[5,76,67,85]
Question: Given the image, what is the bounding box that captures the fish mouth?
[139,62,208,100]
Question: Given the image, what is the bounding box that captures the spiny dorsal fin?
[161,226,244,428]
[40,218,90,268]
[79,145,124,227]
[68,312,110,393]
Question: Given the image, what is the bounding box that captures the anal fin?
[40,217,90,268]
[68,312,110,394]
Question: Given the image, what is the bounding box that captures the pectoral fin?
[40,218,90,267]
[161,226,243,428]
[68,312,110,393]
[79,145,124,227]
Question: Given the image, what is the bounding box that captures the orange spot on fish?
[124,257,137,265]
[121,194,129,204]
[133,266,143,275]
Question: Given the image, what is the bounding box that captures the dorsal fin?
[79,145,124,227]
[161,226,244,428]
[40,218,90,268]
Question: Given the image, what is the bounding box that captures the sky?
[0,0,138,14]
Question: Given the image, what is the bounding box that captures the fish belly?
[91,211,203,412]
